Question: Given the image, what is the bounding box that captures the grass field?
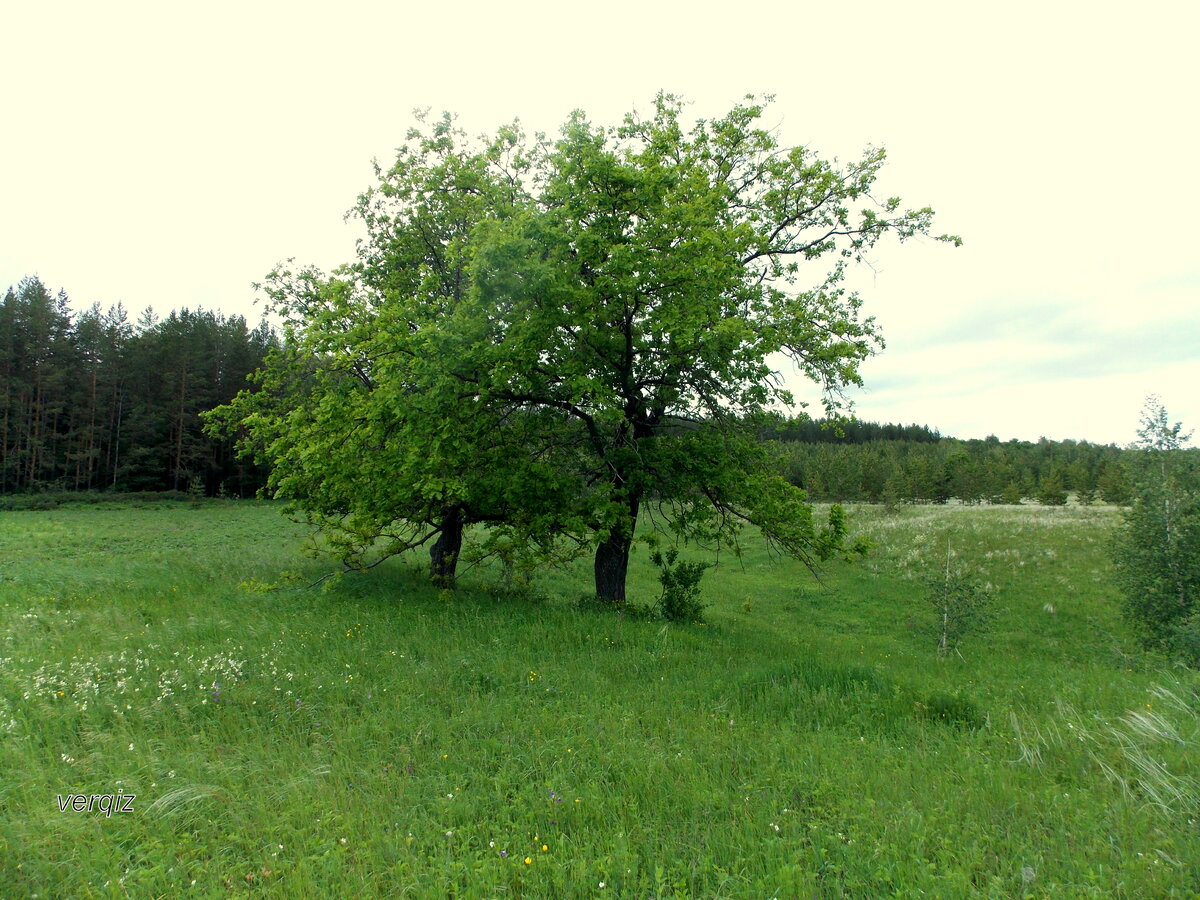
[1,500,1197,898]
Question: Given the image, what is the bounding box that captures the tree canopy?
[1,276,275,496]
[214,94,958,603]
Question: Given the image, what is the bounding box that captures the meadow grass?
[1,500,1197,897]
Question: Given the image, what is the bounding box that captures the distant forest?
[758,416,1130,506]
[2,275,1133,504]
[1,276,275,496]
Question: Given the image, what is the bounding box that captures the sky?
[3,0,1197,445]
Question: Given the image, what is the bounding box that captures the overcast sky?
[3,0,1196,445]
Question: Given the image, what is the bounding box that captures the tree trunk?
[593,492,642,605]
[594,530,633,605]
[429,507,465,588]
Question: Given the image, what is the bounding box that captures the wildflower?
[541,844,548,852]
[500,850,507,857]
[524,857,532,865]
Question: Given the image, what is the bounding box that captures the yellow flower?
[524,857,532,865]
[541,844,548,852]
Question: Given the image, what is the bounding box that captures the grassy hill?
[1,501,1197,897]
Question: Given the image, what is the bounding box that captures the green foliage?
[769,431,1132,506]
[923,549,996,657]
[1098,460,1132,505]
[187,474,205,502]
[206,114,583,586]
[212,94,954,601]
[1169,611,1200,668]
[648,548,709,622]
[0,278,275,496]
[1112,397,1200,654]
[999,482,1024,505]
[1036,473,1068,506]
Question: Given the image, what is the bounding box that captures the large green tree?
[457,95,957,600]
[218,94,957,601]
[210,114,585,585]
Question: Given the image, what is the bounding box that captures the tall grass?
[0,500,1197,896]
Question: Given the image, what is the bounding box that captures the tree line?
[1,275,275,496]
[1,270,1138,513]
[763,420,1132,505]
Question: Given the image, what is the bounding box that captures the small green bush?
[0,495,60,511]
[1111,398,1199,652]
[1036,475,1068,506]
[649,548,709,622]
[999,482,1023,505]
[923,551,996,658]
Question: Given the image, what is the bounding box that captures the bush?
[649,548,709,622]
[1111,398,1199,652]
[923,551,996,658]
[1036,475,1068,506]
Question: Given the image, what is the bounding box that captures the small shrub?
[1036,475,1068,506]
[880,479,902,512]
[1111,398,1199,651]
[999,482,1023,505]
[923,548,996,658]
[649,548,709,622]
[0,494,60,511]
